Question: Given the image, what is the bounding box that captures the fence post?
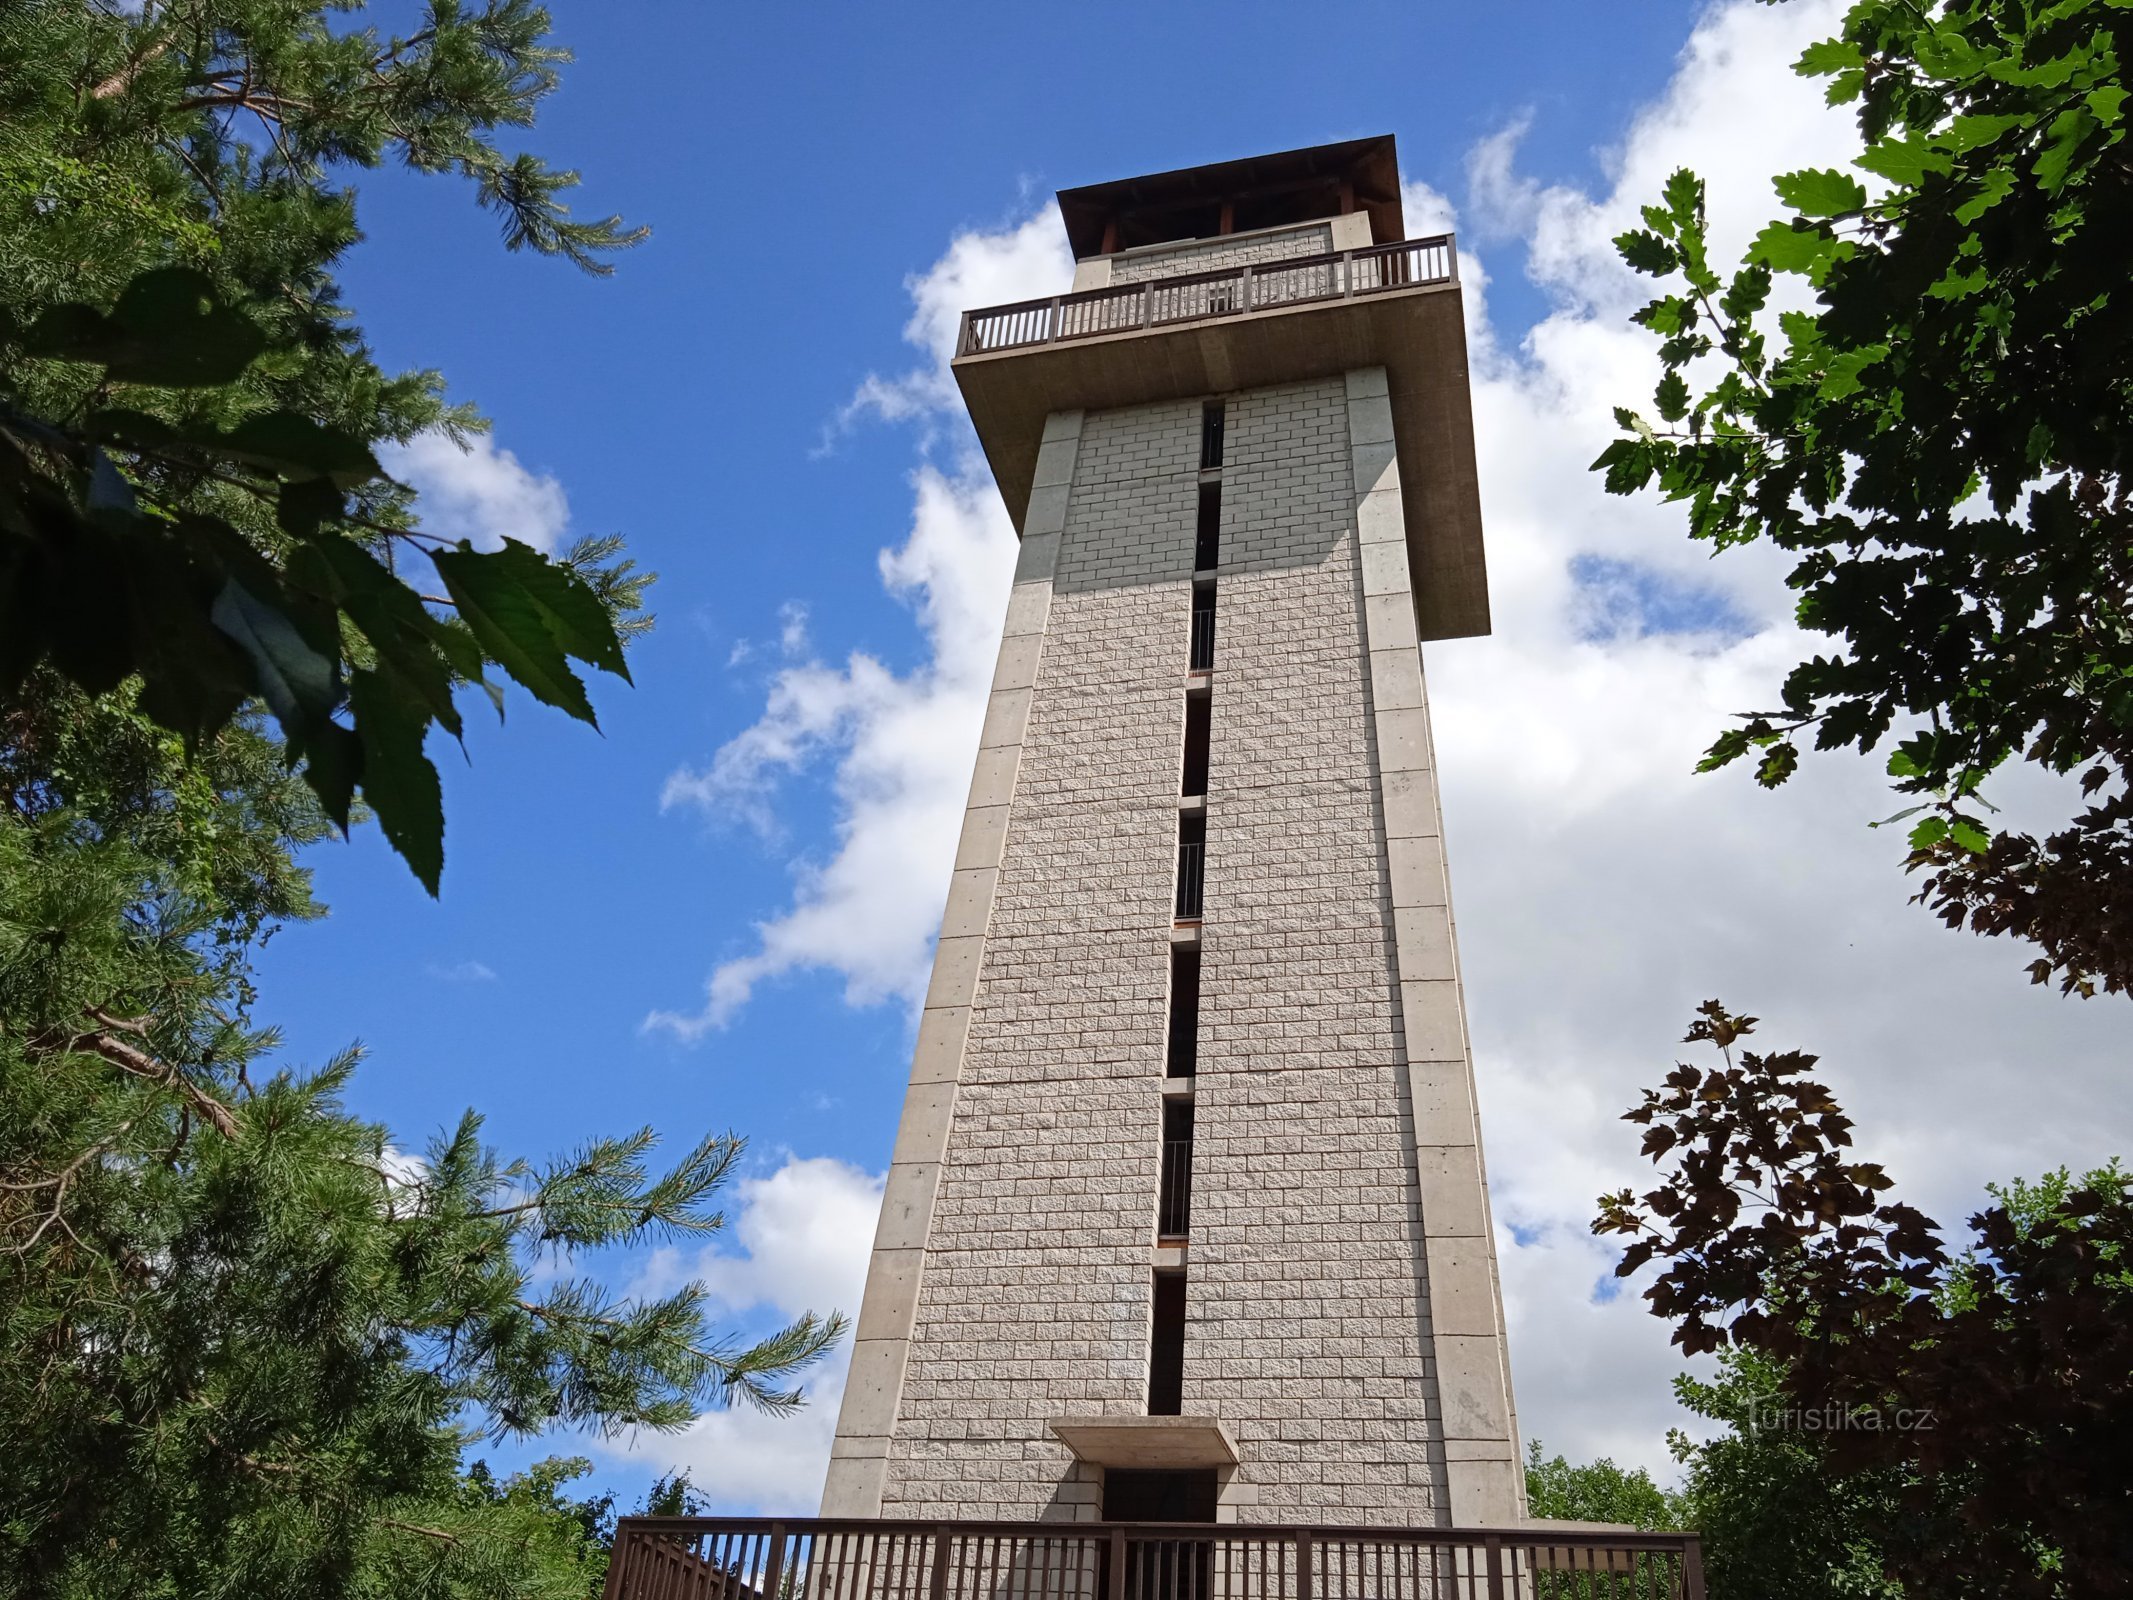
[1295,1530,1312,1600]
[1681,1535,1707,1600]
[929,1524,953,1600]
[1484,1535,1504,1600]
[1108,1528,1127,1600]
[1142,281,1154,331]
[764,1523,788,1600]
[1046,296,1063,343]
[1239,264,1253,314]
[598,1518,637,1600]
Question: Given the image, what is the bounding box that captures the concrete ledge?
[1051,1416,1239,1469]
[955,281,1490,641]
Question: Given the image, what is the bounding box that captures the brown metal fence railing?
[605,1518,1705,1600]
[956,236,1459,357]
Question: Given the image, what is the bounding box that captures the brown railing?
[604,1518,1705,1600]
[956,237,1458,358]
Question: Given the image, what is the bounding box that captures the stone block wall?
[829,373,1521,1528]
[1187,379,1439,1523]
[1108,223,1334,284]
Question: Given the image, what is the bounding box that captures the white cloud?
[648,215,1070,1039]
[821,208,1073,447]
[383,428,572,552]
[653,0,2132,1488]
[604,1155,882,1514]
[425,958,497,983]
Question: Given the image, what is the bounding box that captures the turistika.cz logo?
[1746,1394,1936,1435]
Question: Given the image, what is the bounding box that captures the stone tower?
[822,136,1522,1531]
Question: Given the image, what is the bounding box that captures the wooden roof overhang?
[1057,135,1405,257]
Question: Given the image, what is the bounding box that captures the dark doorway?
[1103,1471,1218,1600]
[1147,1272,1186,1415]
[1166,950,1200,1076]
[1180,695,1211,797]
[1102,1468,1218,1523]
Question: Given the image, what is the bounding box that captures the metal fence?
[1189,599,1215,672]
[1158,1137,1194,1238]
[1175,841,1205,921]
[957,237,1459,357]
[604,1518,1706,1600]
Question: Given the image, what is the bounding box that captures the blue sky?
[250,0,2133,1512]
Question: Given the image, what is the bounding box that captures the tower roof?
[1056,135,1404,258]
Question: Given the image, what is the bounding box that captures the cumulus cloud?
[821,207,1073,446]
[604,1156,882,1513]
[382,428,572,552]
[655,0,2131,1486]
[648,217,1070,1039]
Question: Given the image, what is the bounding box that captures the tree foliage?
[1664,1350,1907,1600]
[0,685,843,1597]
[1594,0,2133,995]
[1596,1003,2133,1596]
[0,0,652,894]
[1523,1439,1684,1530]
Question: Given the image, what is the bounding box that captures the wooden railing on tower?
[955,237,1458,359]
[602,1517,1706,1600]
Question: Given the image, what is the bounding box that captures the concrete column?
[819,409,1083,1517]
[1344,367,1526,1527]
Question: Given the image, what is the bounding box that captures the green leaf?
[1941,114,2023,154]
[1662,169,1705,231]
[276,478,346,540]
[23,268,265,387]
[2034,107,2098,193]
[1949,818,1991,854]
[84,409,181,453]
[209,580,341,732]
[1794,38,1862,77]
[1749,221,1844,275]
[1720,265,1772,327]
[220,413,380,487]
[1755,741,1799,787]
[2088,85,2129,125]
[1773,168,1867,218]
[1615,228,1678,276]
[1818,344,1890,399]
[1655,370,1691,423]
[1908,815,1949,850]
[1633,295,1692,335]
[349,667,445,895]
[1591,438,1660,496]
[1856,139,1951,187]
[1954,168,2016,224]
[430,539,629,724]
[1696,727,1753,773]
[294,535,468,738]
[1925,266,1989,300]
[300,722,363,830]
